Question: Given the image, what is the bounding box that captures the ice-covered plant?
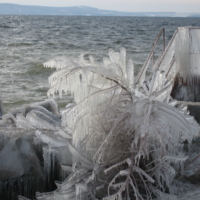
[40,47,199,200]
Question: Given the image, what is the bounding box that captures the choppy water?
[0,15,200,112]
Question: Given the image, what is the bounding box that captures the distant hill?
[0,3,199,17]
[0,3,174,16]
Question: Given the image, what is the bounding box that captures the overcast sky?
[0,0,200,13]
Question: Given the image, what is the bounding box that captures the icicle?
[0,94,3,118]
[43,56,77,70]
[120,47,127,80]
[126,59,134,89]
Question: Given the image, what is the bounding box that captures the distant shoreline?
[0,3,199,17]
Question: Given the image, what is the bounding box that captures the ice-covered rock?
[0,135,43,180]
[0,99,63,199]
[0,135,44,199]
[0,99,61,130]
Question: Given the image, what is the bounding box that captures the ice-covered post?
[172,28,200,99]
[171,27,200,122]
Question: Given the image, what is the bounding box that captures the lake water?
[0,15,200,112]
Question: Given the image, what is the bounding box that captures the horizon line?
[0,3,200,14]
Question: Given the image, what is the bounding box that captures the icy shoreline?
[1,27,200,200]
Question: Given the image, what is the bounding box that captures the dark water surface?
[0,15,200,111]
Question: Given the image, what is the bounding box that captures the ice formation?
[0,99,61,199]
[38,27,200,200]
[1,27,200,200]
